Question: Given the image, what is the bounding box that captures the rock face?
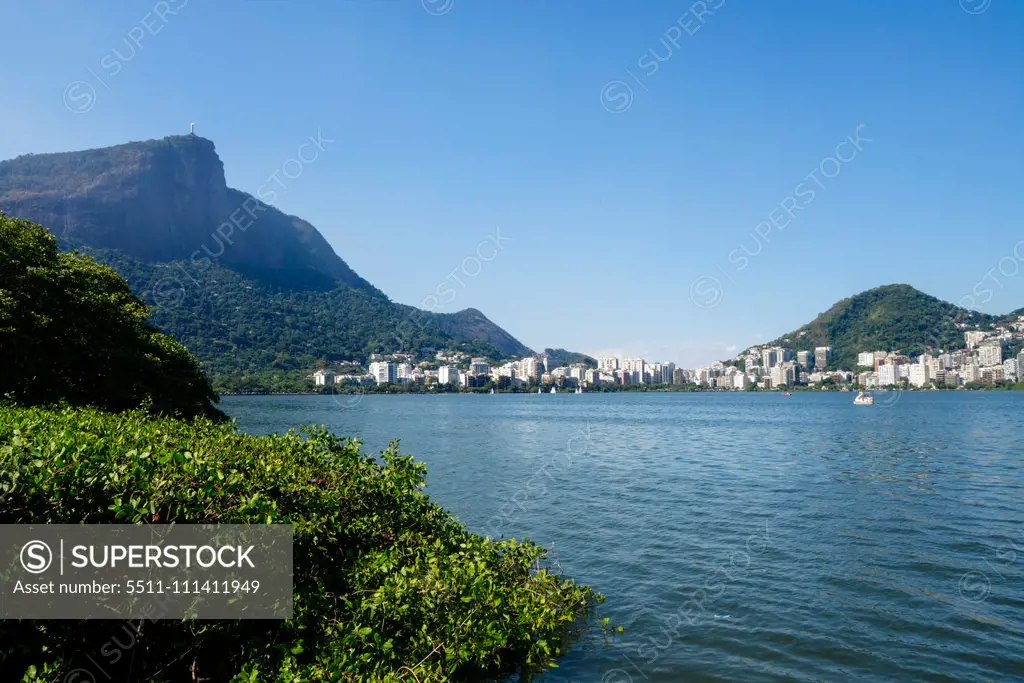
[0,135,378,292]
[0,135,534,360]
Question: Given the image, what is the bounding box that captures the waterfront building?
[878,364,898,387]
[1003,358,1019,382]
[814,346,833,368]
[598,356,620,371]
[438,365,459,385]
[519,357,542,382]
[369,361,396,385]
[623,358,646,383]
[908,364,930,388]
[313,368,336,386]
[469,358,490,376]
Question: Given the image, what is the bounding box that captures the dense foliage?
[0,404,602,682]
[0,213,223,421]
[763,284,1003,370]
[69,242,528,392]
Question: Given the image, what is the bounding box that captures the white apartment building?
[519,357,541,381]
[770,364,795,387]
[598,357,620,372]
[908,363,930,388]
[965,331,988,349]
[761,348,778,369]
[396,363,413,381]
[438,365,459,385]
[623,358,646,383]
[979,343,1003,367]
[962,364,981,382]
[857,352,875,367]
[369,361,396,385]
[469,358,490,376]
[1003,358,1019,382]
[733,373,749,390]
[878,364,898,386]
[313,368,336,386]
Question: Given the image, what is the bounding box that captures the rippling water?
[223,392,1024,682]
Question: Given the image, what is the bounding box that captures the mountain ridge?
[0,135,534,379]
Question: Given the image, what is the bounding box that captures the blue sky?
[2,0,1022,366]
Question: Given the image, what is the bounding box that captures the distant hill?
[0,136,532,386]
[758,284,1004,369]
[543,348,597,368]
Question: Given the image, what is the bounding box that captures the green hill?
[71,242,527,391]
[0,136,533,389]
[761,284,1002,370]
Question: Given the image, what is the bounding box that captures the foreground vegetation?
[1,214,601,681]
[0,405,601,682]
[0,213,223,421]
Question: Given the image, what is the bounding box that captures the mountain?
[0,136,532,385]
[757,283,1007,370]
[543,348,597,368]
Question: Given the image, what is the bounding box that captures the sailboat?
[575,386,583,394]
[550,386,557,394]
[490,388,495,394]
[537,387,542,395]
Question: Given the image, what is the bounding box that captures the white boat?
[537,388,542,395]
[550,386,557,394]
[575,387,582,394]
[490,388,495,394]
[853,392,874,405]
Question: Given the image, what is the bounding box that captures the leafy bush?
[0,404,600,682]
[0,213,223,421]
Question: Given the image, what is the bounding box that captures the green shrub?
[0,404,600,682]
[0,213,223,421]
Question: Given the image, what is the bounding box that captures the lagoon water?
[223,392,1024,682]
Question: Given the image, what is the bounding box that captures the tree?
[0,213,224,421]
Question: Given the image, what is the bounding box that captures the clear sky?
[2,0,1022,366]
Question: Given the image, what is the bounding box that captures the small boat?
[575,387,583,394]
[490,388,495,394]
[853,392,874,405]
[781,391,792,397]
[550,386,557,394]
[537,387,542,395]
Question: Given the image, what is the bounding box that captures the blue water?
[222,392,1024,682]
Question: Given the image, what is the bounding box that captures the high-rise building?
[908,364,930,388]
[396,363,414,382]
[857,352,875,367]
[761,348,778,369]
[369,361,396,385]
[623,358,646,383]
[798,350,814,368]
[965,331,988,349]
[878,364,898,386]
[673,368,687,385]
[1002,358,1019,382]
[438,365,459,385]
[814,346,832,368]
[519,357,541,381]
[598,356,620,371]
[979,343,1003,367]
[469,358,490,376]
